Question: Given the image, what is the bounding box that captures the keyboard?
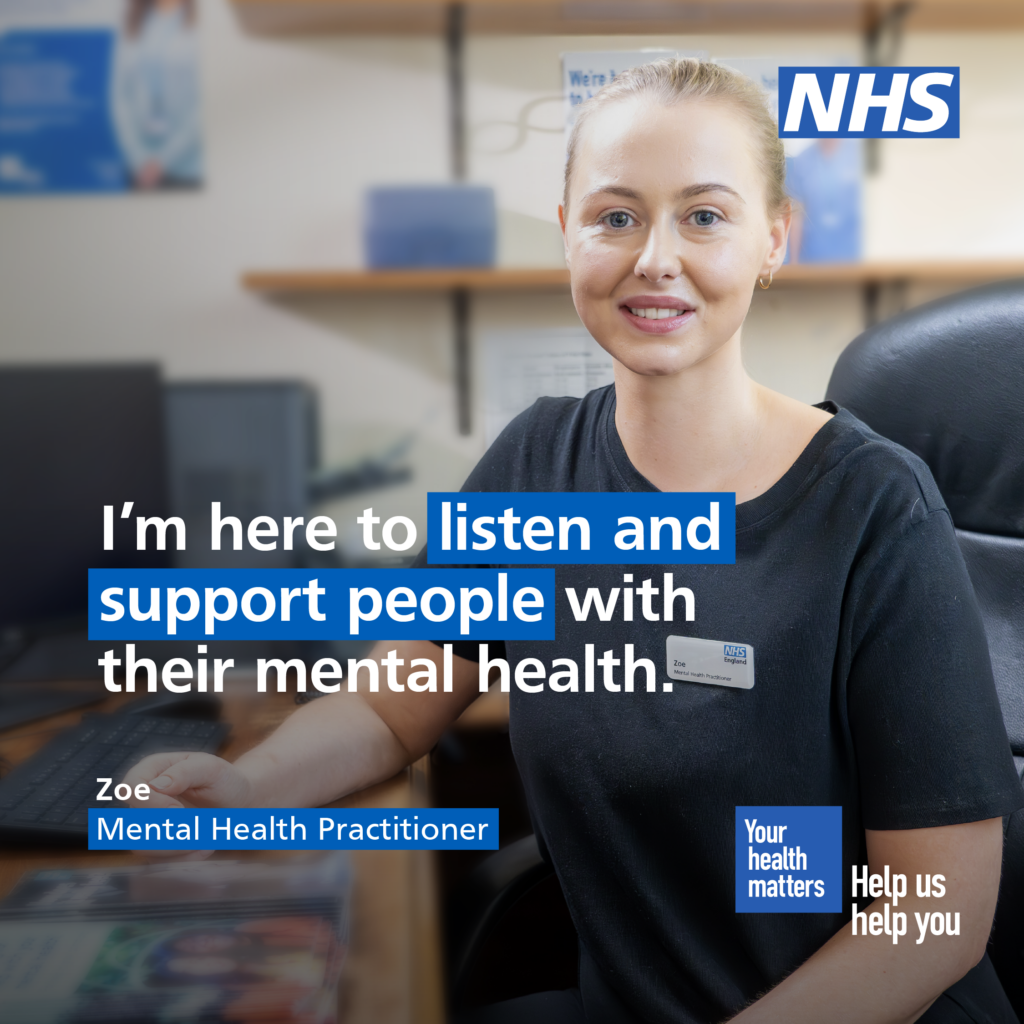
[0,713,229,846]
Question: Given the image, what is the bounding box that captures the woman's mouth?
[619,300,696,334]
[627,306,687,319]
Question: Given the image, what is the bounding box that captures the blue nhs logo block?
[736,806,842,913]
[724,645,746,658]
[778,67,959,138]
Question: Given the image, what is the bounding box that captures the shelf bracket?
[446,3,467,181]
[863,2,912,175]
[863,277,909,328]
[863,280,882,328]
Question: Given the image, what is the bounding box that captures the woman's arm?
[149,43,203,179]
[111,43,150,178]
[123,640,481,808]
[727,817,1004,1024]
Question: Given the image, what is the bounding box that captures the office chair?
[448,279,1024,1014]
[447,834,555,1007]
[826,278,1024,1014]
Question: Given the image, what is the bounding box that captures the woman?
[114,0,202,190]
[126,61,1022,1023]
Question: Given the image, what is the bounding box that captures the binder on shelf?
[364,185,497,269]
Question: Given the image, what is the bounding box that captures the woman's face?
[560,97,788,379]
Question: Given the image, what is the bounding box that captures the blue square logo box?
[735,806,842,913]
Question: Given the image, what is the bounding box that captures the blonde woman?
[127,61,1021,1024]
[114,0,202,189]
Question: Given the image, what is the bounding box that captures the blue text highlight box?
[735,806,842,913]
[427,492,735,564]
[90,807,500,851]
[778,67,959,138]
[89,568,554,641]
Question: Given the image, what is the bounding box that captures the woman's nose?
[634,221,682,282]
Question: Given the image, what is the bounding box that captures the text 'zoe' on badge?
[665,636,755,690]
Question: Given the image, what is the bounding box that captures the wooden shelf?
[775,260,1024,285]
[243,261,1024,296]
[232,0,1024,37]
[243,267,571,294]
[231,0,1024,439]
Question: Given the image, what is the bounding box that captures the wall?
[1,1,1022,545]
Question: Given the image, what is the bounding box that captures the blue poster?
[717,57,863,264]
[785,138,862,263]
[0,0,203,194]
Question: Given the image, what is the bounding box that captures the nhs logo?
[778,67,959,138]
[724,645,747,658]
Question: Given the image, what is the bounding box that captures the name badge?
[666,635,755,690]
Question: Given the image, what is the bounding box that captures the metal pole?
[446,4,471,434]
[452,288,471,435]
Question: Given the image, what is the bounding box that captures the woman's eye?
[605,211,634,229]
[693,210,718,227]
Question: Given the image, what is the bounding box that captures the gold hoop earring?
[758,270,773,290]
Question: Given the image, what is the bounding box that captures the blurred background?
[0,1,1023,1019]
[2,1,1023,570]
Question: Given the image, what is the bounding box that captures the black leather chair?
[826,278,1024,1014]
[449,279,1024,1013]
[447,834,554,1008]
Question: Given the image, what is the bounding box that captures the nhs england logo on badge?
[778,67,959,139]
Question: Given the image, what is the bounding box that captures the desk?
[0,681,445,1024]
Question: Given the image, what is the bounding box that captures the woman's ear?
[762,204,792,276]
[558,204,571,268]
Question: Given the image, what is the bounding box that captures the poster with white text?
[0,0,203,194]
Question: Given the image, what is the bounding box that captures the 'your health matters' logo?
[778,67,959,138]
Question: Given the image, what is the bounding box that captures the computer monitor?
[0,364,170,695]
[164,382,315,569]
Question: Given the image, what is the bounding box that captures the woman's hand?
[134,160,163,189]
[121,640,482,812]
[123,751,253,809]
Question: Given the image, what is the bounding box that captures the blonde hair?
[563,58,789,218]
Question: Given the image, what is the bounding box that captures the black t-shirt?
[423,386,1023,1024]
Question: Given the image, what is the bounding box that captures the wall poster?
[0,0,203,194]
